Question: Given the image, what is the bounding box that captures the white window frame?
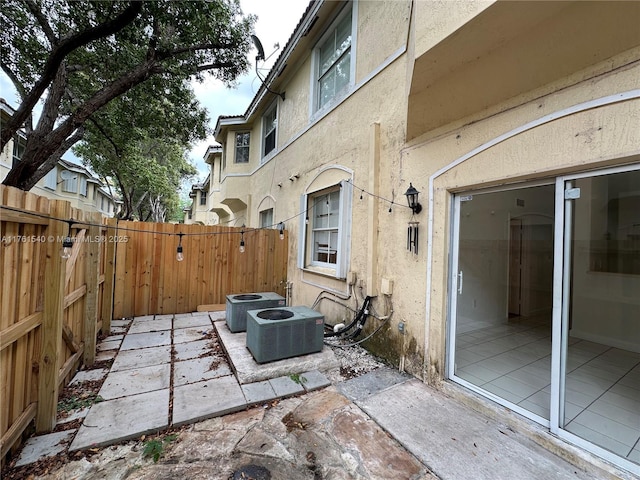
[298,179,352,279]
[43,168,57,190]
[234,131,250,164]
[259,208,274,229]
[79,176,87,196]
[199,190,207,206]
[62,173,78,193]
[311,5,355,114]
[262,102,278,161]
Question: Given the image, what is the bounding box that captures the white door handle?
[458,271,463,295]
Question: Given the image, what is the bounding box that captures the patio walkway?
[10,312,635,479]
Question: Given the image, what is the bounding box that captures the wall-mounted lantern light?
[278,222,285,240]
[60,219,75,259]
[404,183,422,214]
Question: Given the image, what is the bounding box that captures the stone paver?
[14,431,75,467]
[70,389,169,451]
[128,318,172,334]
[299,370,331,391]
[173,327,212,344]
[120,331,171,350]
[110,345,171,372]
[173,338,211,361]
[174,315,213,329]
[173,356,232,386]
[172,375,246,426]
[241,381,278,405]
[98,363,170,399]
[69,368,109,385]
[269,375,305,397]
[96,350,116,362]
[96,339,121,351]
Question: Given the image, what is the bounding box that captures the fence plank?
[83,212,100,366]
[36,200,68,432]
[101,218,117,333]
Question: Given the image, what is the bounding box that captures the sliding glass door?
[559,168,640,467]
[449,165,640,473]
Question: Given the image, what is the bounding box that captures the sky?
[0,0,310,179]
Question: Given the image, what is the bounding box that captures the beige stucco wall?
[211,1,640,385]
[405,53,640,383]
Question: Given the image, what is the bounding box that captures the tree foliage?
[73,74,206,221]
[1,0,254,190]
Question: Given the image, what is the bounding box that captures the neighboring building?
[1,99,119,217]
[209,0,640,475]
[183,174,219,225]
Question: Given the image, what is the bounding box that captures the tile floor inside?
[454,314,640,465]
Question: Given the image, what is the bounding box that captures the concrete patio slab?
[154,314,174,320]
[110,345,171,372]
[173,327,213,344]
[241,380,278,405]
[208,311,225,321]
[300,370,331,391]
[14,431,75,467]
[111,319,133,327]
[120,330,171,350]
[95,350,116,362]
[173,356,232,386]
[103,334,124,342]
[57,407,90,425]
[109,325,128,335]
[96,339,121,351]
[269,376,305,397]
[98,363,170,400]
[214,319,340,384]
[336,367,411,401]
[356,379,600,480]
[69,368,109,385]
[174,315,213,329]
[70,389,169,451]
[173,338,211,361]
[128,318,172,334]
[172,375,246,426]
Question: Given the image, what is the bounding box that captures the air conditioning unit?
[225,292,285,333]
[246,306,324,363]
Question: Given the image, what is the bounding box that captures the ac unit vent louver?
[246,306,324,363]
[225,292,285,333]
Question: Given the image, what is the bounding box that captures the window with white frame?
[311,189,340,264]
[315,7,353,112]
[262,103,277,159]
[235,132,250,163]
[259,208,274,228]
[79,176,87,196]
[62,173,77,193]
[12,136,26,166]
[298,179,352,278]
[43,169,57,190]
[200,190,207,206]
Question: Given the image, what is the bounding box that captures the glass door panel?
[562,169,640,465]
[452,184,555,420]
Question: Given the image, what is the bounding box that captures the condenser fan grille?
[233,294,262,301]
[257,309,295,320]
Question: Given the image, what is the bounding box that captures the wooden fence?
[0,185,115,465]
[1,187,288,464]
[112,221,288,318]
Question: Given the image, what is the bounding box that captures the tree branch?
[196,62,236,72]
[24,0,58,45]
[1,1,143,150]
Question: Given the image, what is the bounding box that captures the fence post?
[36,200,69,432]
[101,217,117,334]
[83,211,101,366]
